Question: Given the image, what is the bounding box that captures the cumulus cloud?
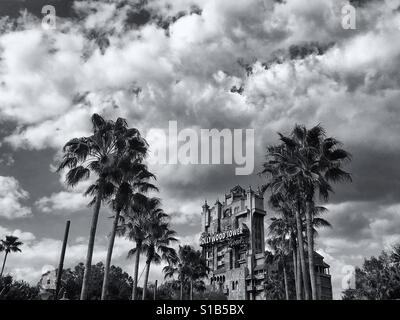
[0,226,36,242]
[1,0,400,298]
[0,176,32,219]
[35,191,89,214]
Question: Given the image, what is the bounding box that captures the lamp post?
[55,220,70,300]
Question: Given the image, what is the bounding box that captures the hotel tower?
[200,185,333,300]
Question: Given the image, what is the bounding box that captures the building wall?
[200,185,333,300]
[201,185,266,300]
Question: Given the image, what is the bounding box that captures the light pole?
[55,220,70,300]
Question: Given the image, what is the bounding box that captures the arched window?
[223,208,231,218]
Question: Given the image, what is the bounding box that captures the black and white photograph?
[0,0,400,311]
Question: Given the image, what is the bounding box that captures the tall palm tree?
[261,145,311,300]
[57,114,143,300]
[262,124,350,300]
[0,236,23,277]
[101,163,157,300]
[141,209,178,300]
[285,125,351,299]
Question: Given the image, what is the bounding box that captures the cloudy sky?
[1,0,400,299]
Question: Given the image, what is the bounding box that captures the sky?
[1,0,400,299]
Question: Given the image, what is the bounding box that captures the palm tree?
[141,208,178,300]
[123,195,159,300]
[163,245,196,300]
[261,144,311,299]
[0,236,23,277]
[262,124,351,299]
[268,200,298,299]
[57,114,143,300]
[186,248,208,300]
[268,201,331,300]
[101,163,157,300]
[267,238,290,300]
[285,125,351,299]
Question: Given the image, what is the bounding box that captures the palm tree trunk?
[295,204,310,300]
[292,245,300,300]
[80,187,103,300]
[306,201,317,300]
[142,260,151,300]
[180,280,183,300]
[283,262,289,300]
[0,252,8,277]
[132,241,142,300]
[190,280,193,300]
[296,243,303,299]
[101,209,121,300]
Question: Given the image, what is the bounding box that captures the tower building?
[200,185,266,300]
[200,185,333,300]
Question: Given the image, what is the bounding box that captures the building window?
[217,245,225,269]
[254,215,263,253]
[236,250,246,264]
[223,208,231,218]
[236,216,244,228]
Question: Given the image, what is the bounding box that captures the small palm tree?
[163,245,206,300]
[0,236,23,277]
[163,246,189,300]
[122,195,158,300]
[186,249,208,300]
[266,238,290,300]
[141,209,178,300]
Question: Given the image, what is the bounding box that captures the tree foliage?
[0,275,38,300]
[342,244,400,300]
[58,262,133,300]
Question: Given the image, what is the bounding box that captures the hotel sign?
[200,227,245,245]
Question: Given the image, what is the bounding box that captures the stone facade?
[200,185,333,300]
[200,185,266,300]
